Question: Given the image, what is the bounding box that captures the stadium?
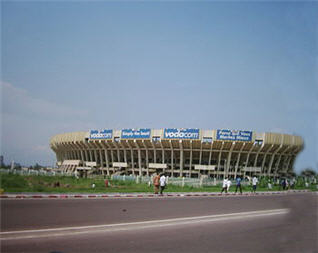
[50,128,303,179]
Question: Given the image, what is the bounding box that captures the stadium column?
[93,141,102,168]
[123,144,128,164]
[208,141,213,165]
[208,141,213,178]
[160,141,165,166]
[94,150,98,166]
[217,142,224,179]
[151,141,157,163]
[253,143,265,168]
[284,145,300,173]
[82,141,91,163]
[235,143,246,178]
[282,154,291,173]
[127,141,135,175]
[189,140,193,177]
[267,144,283,177]
[101,141,111,176]
[199,141,203,165]
[113,141,121,163]
[244,143,255,178]
[89,150,93,162]
[135,140,142,176]
[169,140,174,176]
[60,143,67,161]
[179,140,184,177]
[274,149,285,175]
[284,156,292,172]
[99,149,104,171]
[273,135,285,177]
[225,142,235,178]
[262,144,273,175]
[275,146,292,175]
[75,141,85,163]
[142,140,149,176]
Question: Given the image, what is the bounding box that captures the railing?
[111,174,250,188]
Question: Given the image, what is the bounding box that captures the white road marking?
[1,208,289,240]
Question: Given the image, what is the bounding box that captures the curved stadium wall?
[50,128,303,179]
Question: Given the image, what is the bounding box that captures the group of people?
[152,173,167,195]
[221,176,259,194]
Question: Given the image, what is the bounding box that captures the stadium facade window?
[202,137,212,143]
[152,136,160,143]
[254,139,263,145]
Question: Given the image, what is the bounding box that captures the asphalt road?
[1,193,317,253]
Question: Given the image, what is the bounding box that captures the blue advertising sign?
[164,128,200,139]
[90,129,113,139]
[121,128,151,139]
[216,129,252,142]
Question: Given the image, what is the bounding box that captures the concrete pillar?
[199,142,203,165]
[226,142,235,178]
[244,144,255,177]
[124,148,127,163]
[208,141,213,165]
[160,141,165,164]
[143,141,149,176]
[179,140,183,177]
[104,150,110,175]
[217,142,224,179]
[169,140,174,176]
[189,141,193,177]
[234,143,245,178]
[99,149,104,168]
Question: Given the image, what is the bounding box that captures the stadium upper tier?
[50,128,303,178]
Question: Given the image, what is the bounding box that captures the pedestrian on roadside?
[221,177,228,194]
[282,178,286,190]
[252,176,258,193]
[235,176,242,194]
[159,173,167,195]
[227,178,232,192]
[153,173,160,194]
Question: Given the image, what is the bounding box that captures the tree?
[300,168,317,178]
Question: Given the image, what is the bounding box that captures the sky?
[1,1,317,173]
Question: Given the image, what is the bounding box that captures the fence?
[0,168,75,177]
[111,175,251,188]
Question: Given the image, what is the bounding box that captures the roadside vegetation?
[0,172,317,194]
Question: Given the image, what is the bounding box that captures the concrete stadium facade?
[50,128,303,179]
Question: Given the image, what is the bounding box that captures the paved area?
[1,193,317,253]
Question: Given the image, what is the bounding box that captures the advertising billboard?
[121,128,151,139]
[164,128,200,139]
[216,129,252,142]
[89,129,113,139]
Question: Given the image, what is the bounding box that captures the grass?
[0,172,317,193]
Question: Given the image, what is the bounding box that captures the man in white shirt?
[227,179,232,192]
[221,178,228,194]
[160,173,167,195]
[252,176,258,193]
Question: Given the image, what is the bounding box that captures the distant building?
[50,128,304,179]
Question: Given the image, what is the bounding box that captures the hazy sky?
[1,2,317,173]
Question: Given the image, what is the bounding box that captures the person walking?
[252,176,258,193]
[153,173,160,194]
[159,173,167,195]
[221,177,228,194]
[235,176,242,194]
[227,178,232,192]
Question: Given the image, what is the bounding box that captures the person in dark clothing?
[235,176,242,194]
